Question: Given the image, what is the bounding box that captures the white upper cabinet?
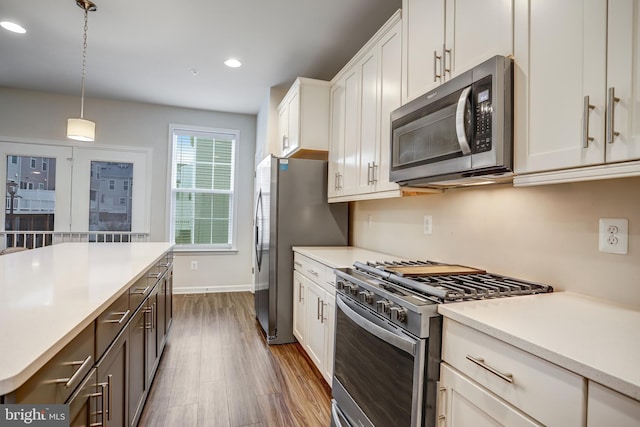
[514,0,640,184]
[277,77,330,158]
[328,11,404,202]
[402,0,513,103]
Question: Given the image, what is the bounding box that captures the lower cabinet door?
[67,368,102,427]
[439,364,542,427]
[293,271,306,346]
[97,328,129,427]
[145,287,160,386]
[304,280,326,369]
[322,292,335,385]
[128,306,148,427]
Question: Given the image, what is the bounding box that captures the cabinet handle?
[55,355,92,389]
[308,269,319,277]
[437,383,447,426]
[152,302,156,331]
[298,282,304,302]
[294,261,303,268]
[107,374,112,421]
[282,135,289,150]
[582,96,596,148]
[320,300,326,324]
[88,385,105,427]
[443,45,452,77]
[317,297,321,320]
[433,51,442,82]
[145,306,153,330]
[606,87,621,144]
[334,172,339,191]
[372,162,378,184]
[132,285,150,295]
[96,382,108,425]
[466,355,514,383]
[158,262,171,268]
[367,162,372,185]
[104,310,130,324]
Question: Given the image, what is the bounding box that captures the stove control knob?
[390,306,407,323]
[358,290,374,304]
[348,283,359,296]
[336,280,345,291]
[376,299,391,314]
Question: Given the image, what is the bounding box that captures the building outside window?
[169,125,238,250]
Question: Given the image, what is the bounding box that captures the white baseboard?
[173,284,254,295]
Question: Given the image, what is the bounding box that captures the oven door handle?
[455,86,473,155]
[337,295,416,355]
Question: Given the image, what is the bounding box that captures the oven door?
[332,294,426,427]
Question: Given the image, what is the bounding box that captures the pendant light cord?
[79,6,89,118]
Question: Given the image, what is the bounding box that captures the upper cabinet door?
[402,0,445,103]
[445,0,513,80]
[402,0,512,104]
[356,50,379,195]
[375,20,402,193]
[328,81,346,199]
[606,0,640,163]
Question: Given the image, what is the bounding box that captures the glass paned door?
[89,161,133,232]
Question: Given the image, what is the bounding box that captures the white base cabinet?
[587,382,640,427]
[293,252,336,385]
[439,364,541,427]
[439,319,585,427]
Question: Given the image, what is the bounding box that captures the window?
[123,180,129,191]
[89,162,133,232]
[42,159,48,171]
[169,125,238,250]
[30,158,36,168]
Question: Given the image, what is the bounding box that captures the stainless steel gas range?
[331,260,553,427]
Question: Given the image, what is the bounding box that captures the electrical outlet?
[190,260,198,270]
[423,215,433,235]
[599,218,628,254]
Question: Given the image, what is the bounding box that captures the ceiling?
[0,0,402,115]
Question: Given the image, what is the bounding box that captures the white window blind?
[169,126,238,250]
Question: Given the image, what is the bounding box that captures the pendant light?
[67,0,97,142]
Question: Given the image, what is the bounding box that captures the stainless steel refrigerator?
[254,155,348,344]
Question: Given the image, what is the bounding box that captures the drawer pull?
[308,269,319,277]
[56,355,93,388]
[294,261,303,267]
[158,263,171,268]
[132,285,150,295]
[466,355,513,383]
[148,272,162,279]
[104,310,130,324]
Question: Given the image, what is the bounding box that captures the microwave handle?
[455,86,473,155]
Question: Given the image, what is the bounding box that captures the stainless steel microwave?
[390,55,513,188]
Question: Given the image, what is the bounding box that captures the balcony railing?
[0,231,149,250]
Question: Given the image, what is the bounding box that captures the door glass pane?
[89,161,133,232]
[5,155,56,247]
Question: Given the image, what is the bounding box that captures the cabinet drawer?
[294,253,335,293]
[11,322,95,404]
[442,319,586,427]
[96,291,131,359]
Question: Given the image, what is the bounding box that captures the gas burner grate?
[354,260,553,302]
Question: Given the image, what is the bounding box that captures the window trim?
[167,124,240,252]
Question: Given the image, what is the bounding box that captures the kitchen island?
[0,242,173,426]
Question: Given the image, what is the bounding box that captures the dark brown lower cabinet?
[128,305,148,427]
[96,328,129,427]
[67,368,102,427]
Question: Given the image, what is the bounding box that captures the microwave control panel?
[472,76,493,153]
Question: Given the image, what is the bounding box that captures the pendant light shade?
[67,0,97,142]
[67,118,96,141]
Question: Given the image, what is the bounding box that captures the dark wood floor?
[138,292,332,427]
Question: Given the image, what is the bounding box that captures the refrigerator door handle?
[255,189,263,271]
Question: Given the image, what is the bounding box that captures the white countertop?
[292,246,407,268]
[0,242,173,395]
[438,292,640,401]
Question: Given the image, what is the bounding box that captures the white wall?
[352,176,640,309]
[0,87,257,292]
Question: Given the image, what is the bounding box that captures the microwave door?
[455,86,473,155]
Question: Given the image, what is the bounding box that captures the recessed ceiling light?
[224,58,242,68]
[1,21,27,34]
